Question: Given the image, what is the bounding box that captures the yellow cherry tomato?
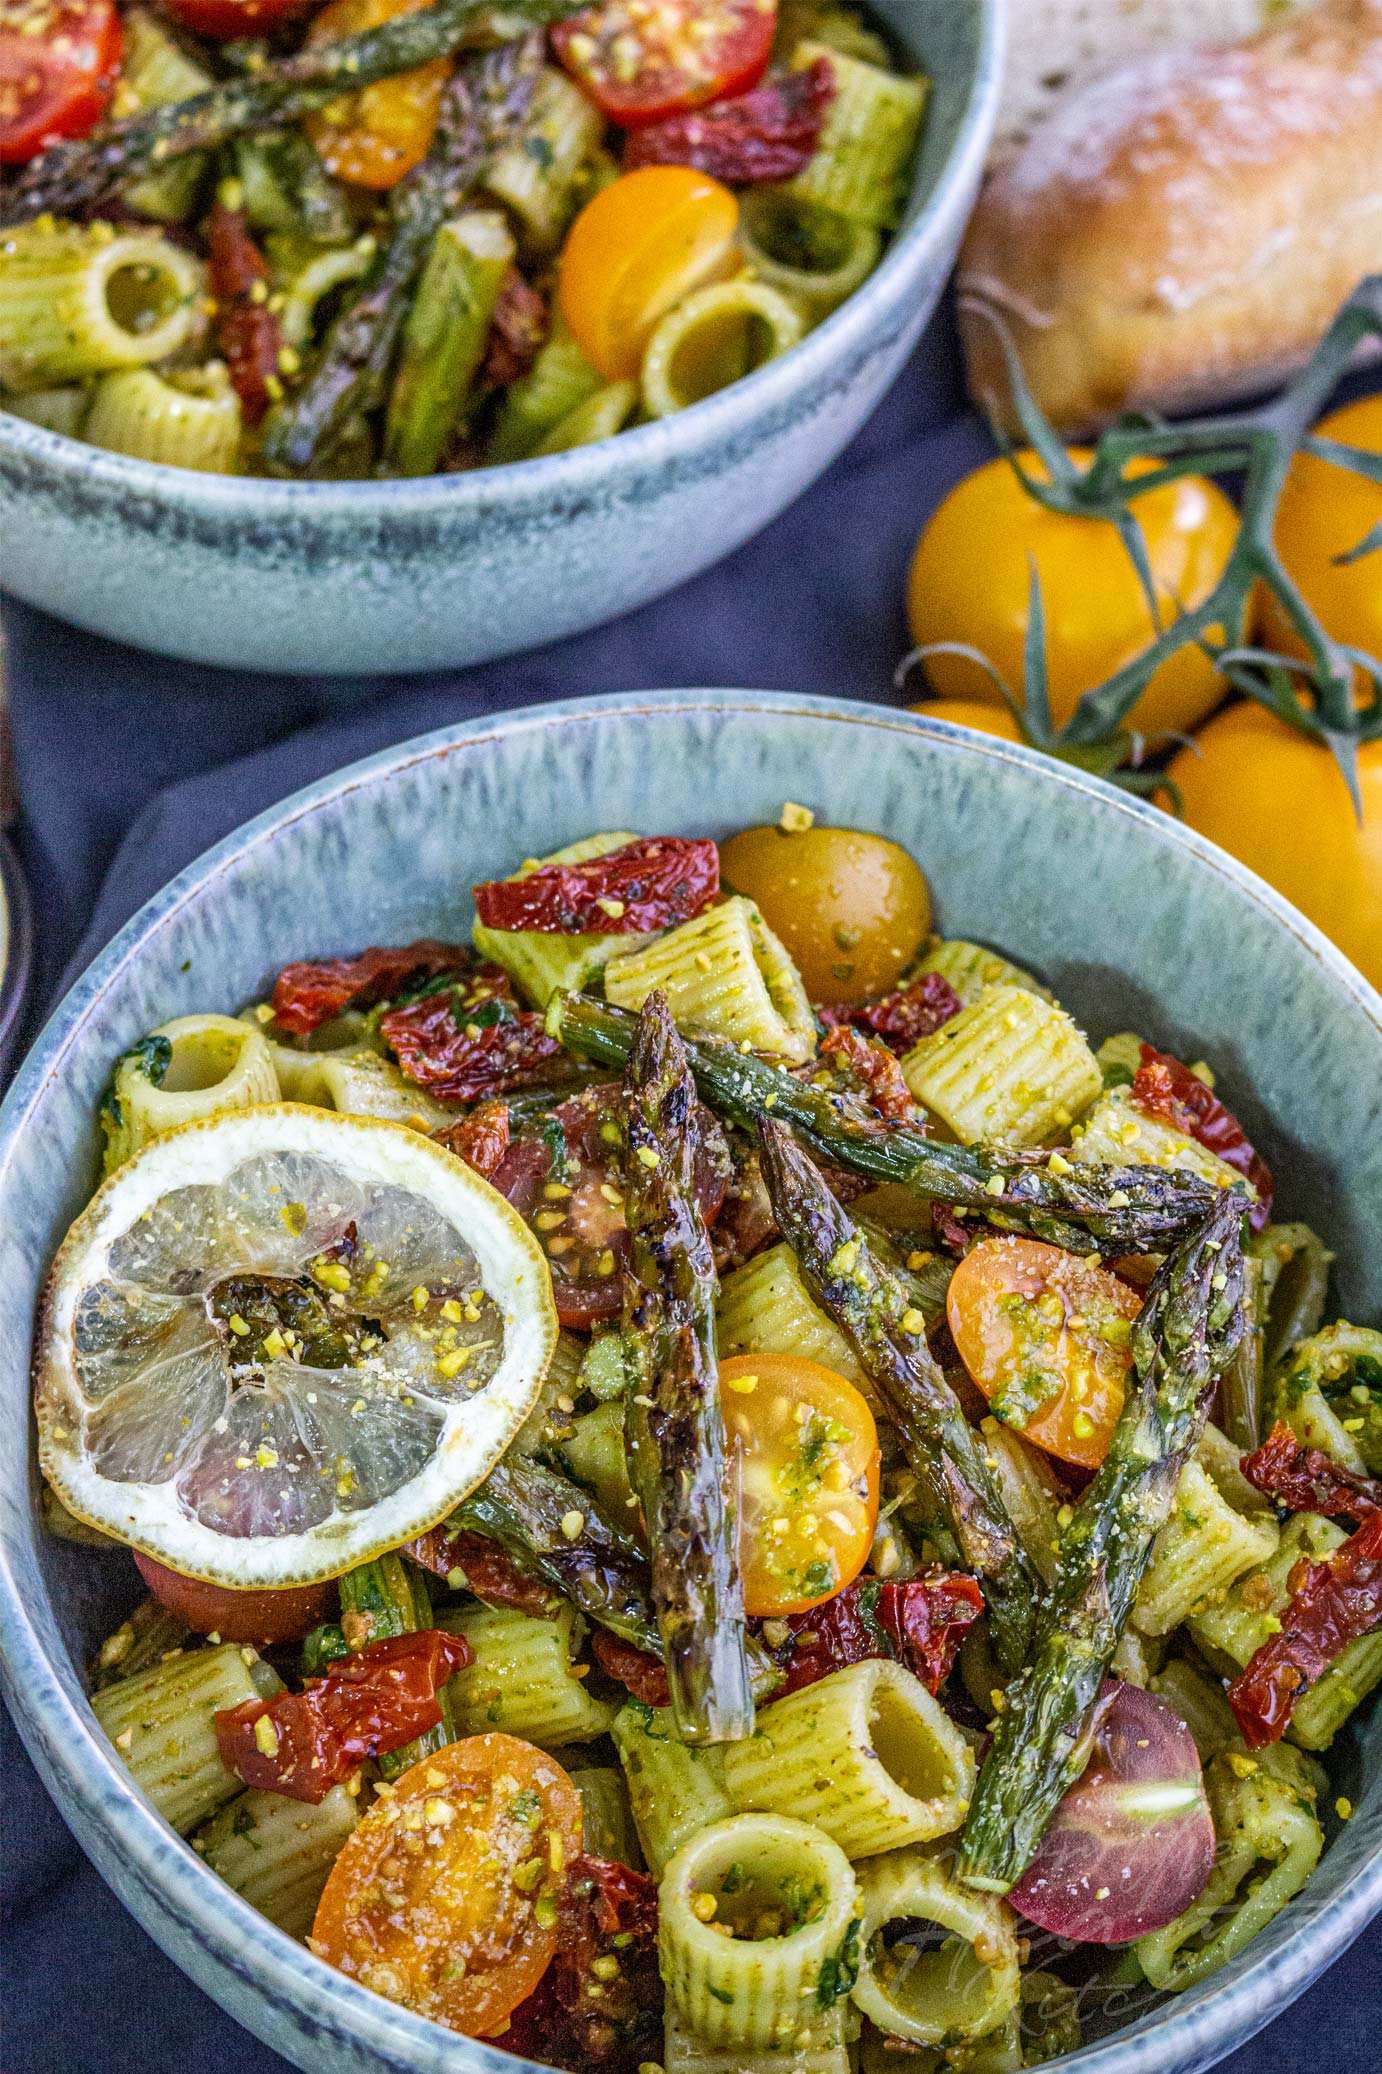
[947,1237,1142,1471]
[720,1353,879,1617]
[1257,395,1382,675]
[718,822,931,1006]
[558,166,740,382]
[907,453,1239,737]
[1165,702,1382,991]
[305,0,449,189]
[909,698,1024,744]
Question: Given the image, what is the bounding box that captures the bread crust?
[959,0,1382,431]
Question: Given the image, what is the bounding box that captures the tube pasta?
[569,1765,643,1869]
[641,281,804,420]
[658,1813,860,2050]
[722,1661,974,1859]
[2,384,91,436]
[277,237,377,350]
[910,940,1048,1006]
[977,1418,1063,1587]
[612,1699,736,1876]
[312,1050,454,1130]
[900,984,1101,1148]
[739,191,881,322]
[485,66,604,253]
[663,2004,853,2074]
[605,895,817,1064]
[237,1006,374,1104]
[92,1642,270,1833]
[101,1015,280,1171]
[85,363,242,473]
[117,10,214,221]
[194,1781,358,1937]
[786,44,928,229]
[435,1602,616,1746]
[488,315,604,463]
[716,1241,865,1387]
[1271,1323,1382,1476]
[1131,1458,1280,1638]
[472,832,655,1007]
[534,378,638,454]
[1069,1087,1249,1195]
[850,1844,1020,2048]
[775,0,892,68]
[1135,1757,1323,1993]
[0,223,202,389]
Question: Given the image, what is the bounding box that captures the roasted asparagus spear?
[0,0,567,226]
[261,32,541,475]
[547,992,1221,1256]
[758,1115,1039,1672]
[957,1187,1247,1892]
[622,992,754,1744]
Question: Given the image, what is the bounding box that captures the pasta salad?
[34,819,1381,2071]
[0,1,926,476]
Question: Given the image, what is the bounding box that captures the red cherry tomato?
[0,0,121,165]
[158,0,311,38]
[553,0,775,127]
[134,1552,334,1645]
[1010,1680,1215,1944]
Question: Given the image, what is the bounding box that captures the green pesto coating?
[0,1,569,226]
[455,1451,663,1657]
[622,991,754,1745]
[261,34,542,477]
[757,1115,1038,1674]
[337,1549,455,1778]
[956,1187,1248,1892]
[546,992,1222,1256]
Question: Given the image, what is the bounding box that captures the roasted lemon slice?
[35,1105,557,1587]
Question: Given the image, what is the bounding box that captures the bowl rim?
[0,0,1005,515]
[1,688,1379,2074]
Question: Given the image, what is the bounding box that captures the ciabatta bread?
[959,0,1382,431]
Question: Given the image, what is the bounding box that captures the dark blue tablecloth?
[2,302,1378,2069]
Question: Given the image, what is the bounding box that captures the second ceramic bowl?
[0,2,1002,675]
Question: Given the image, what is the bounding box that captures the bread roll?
[959,0,1382,431]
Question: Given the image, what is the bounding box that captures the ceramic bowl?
[0,1,1001,677]
[0,830,34,1089]
[1,692,1379,2074]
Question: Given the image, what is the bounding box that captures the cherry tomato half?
[134,1552,334,1645]
[908,452,1238,738]
[0,0,121,165]
[304,0,449,189]
[1258,394,1382,685]
[552,0,774,128]
[313,1734,583,2035]
[158,0,312,39]
[557,165,740,381]
[718,823,931,1006]
[947,1237,1142,1470]
[720,1351,879,1616]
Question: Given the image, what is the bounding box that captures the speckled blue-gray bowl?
[0,2,1001,677]
[1,692,1379,2074]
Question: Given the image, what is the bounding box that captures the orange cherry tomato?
[947,1237,1142,1471]
[312,1733,583,2035]
[717,822,931,1006]
[907,453,1238,738]
[1257,395,1382,682]
[720,1352,879,1616]
[909,697,1024,744]
[557,166,740,381]
[133,1552,333,1645]
[304,0,449,189]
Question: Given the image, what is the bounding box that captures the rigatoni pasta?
[92,1642,272,1833]
[900,983,1101,1147]
[850,1845,1020,2047]
[0,222,202,388]
[194,1782,359,1937]
[435,1603,616,1747]
[605,896,817,1062]
[100,1015,280,1170]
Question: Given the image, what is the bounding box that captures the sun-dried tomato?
[504,1856,662,2074]
[931,1202,1008,1258]
[404,1525,557,1616]
[819,1023,919,1123]
[472,836,719,935]
[381,989,572,1104]
[206,201,286,428]
[483,264,548,390]
[214,1629,471,1802]
[770,1574,984,1698]
[1229,1511,1382,1747]
[590,1627,669,1708]
[623,58,835,182]
[819,970,963,1053]
[269,938,471,1035]
[434,1100,512,1180]
[1131,1045,1273,1229]
[1241,1421,1382,1523]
